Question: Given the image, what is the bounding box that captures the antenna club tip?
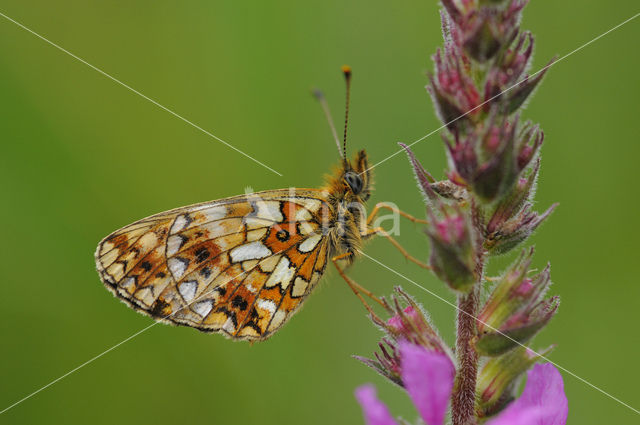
[312,88,325,100]
[341,65,352,78]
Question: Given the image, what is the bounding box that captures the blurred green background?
[0,1,638,424]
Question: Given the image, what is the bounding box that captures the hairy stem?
[451,286,480,425]
[451,245,485,425]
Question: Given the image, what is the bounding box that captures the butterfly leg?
[361,226,432,270]
[332,252,385,319]
[365,202,431,268]
[366,202,429,226]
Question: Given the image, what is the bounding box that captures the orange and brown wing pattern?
[95,189,331,341]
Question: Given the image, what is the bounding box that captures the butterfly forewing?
[95,189,330,341]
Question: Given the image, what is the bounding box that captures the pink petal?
[355,385,399,425]
[488,363,568,425]
[519,363,568,425]
[400,342,455,425]
[486,406,546,425]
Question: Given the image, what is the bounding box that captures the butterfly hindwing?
[95,189,330,341]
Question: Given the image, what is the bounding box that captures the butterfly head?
[341,150,371,202]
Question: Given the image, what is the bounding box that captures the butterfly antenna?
[341,65,352,162]
[312,88,343,158]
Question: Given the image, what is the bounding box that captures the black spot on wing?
[195,247,210,263]
[231,295,249,311]
[200,266,212,278]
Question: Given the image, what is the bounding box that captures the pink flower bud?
[354,288,452,388]
[444,115,542,203]
[484,202,557,255]
[483,32,554,114]
[486,159,540,235]
[428,47,481,133]
[427,203,478,292]
[476,248,559,355]
[441,0,526,63]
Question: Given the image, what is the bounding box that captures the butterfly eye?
[344,171,363,194]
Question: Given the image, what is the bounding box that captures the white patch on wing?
[292,198,322,213]
[99,249,120,268]
[222,316,236,333]
[100,241,114,255]
[133,286,154,306]
[298,221,318,236]
[200,220,234,238]
[291,277,309,297]
[106,262,125,280]
[298,234,322,253]
[294,208,312,221]
[193,299,213,317]
[268,310,287,332]
[178,280,198,302]
[121,277,136,293]
[230,241,272,263]
[265,257,296,290]
[257,298,277,313]
[167,235,186,256]
[247,228,268,242]
[168,257,188,279]
[259,255,281,273]
[254,201,283,222]
[138,232,159,250]
[245,217,274,230]
[198,205,227,223]
[170,214,190,234]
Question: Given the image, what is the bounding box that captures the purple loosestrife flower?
[356,0,564,423]
[355,344,568,425]
[402,343,455,425]
[355,386,398,425]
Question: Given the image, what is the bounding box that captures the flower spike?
[357,0,565,422]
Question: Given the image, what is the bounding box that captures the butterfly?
[95,67,427,341]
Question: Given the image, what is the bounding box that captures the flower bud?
[476,248,559,355]
[476,346,554,417]
[441,0,525,63]
[485,158,538,233]
[483,32,553,115]
[503,61,551,114]
[484,201,556,255]
[428,47,481,133]
[427,203,478,292]
[354,288,451,387]
[445,115,542,203]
